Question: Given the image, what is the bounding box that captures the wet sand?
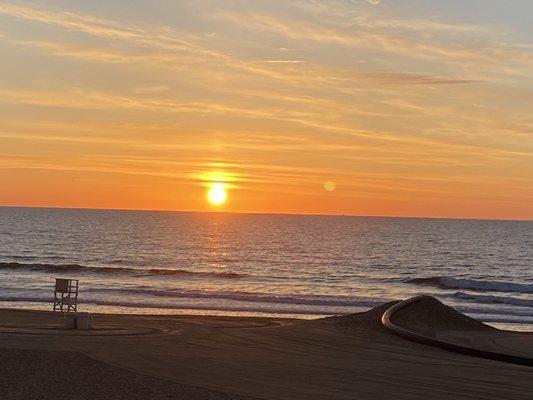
[0,299,532,400]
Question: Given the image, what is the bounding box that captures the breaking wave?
[84,287,386,308]
[408,276,533,294]
[453,292,533,308]
[0,262,245,279]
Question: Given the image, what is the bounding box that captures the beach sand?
[0,298,531,400]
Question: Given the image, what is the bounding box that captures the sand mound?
[324,301,399,325]
[298,301,401,338]
[303,296,496,340]
[383,296,533,366]
[302,297,492,339]
[307,301,397,326]
[389,296,493,337]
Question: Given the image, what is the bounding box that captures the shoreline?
[2,301,533,333]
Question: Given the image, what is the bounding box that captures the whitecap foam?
[453,292,533,308]
[409,276,533,294]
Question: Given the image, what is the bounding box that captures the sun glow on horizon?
[207,183,228,206]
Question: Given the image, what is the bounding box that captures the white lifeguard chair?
[53,278,79,312]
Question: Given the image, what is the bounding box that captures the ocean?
[0,207,531,331]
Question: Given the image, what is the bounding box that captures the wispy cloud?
[0,1,531,217]
[0,2,501,84]
[257,60,304,64]
[0,3,229,60]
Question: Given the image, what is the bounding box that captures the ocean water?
[0,207,532,331]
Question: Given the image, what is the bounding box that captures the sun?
[207,183,228,206]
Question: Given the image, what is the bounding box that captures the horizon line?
[0,204,531,223]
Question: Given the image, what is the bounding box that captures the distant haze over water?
[0,207,532,331]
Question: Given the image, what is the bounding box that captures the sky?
[0,0,532,220]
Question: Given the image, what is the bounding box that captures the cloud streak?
[0,1,531,218]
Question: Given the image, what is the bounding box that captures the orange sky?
[0,1,532,220]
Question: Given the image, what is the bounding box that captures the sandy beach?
[0,297,531,400]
